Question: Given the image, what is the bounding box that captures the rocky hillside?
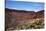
[5,8,44,30]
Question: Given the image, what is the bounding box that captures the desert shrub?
[8,19,44,29]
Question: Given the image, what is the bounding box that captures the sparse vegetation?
[12,19,44,30]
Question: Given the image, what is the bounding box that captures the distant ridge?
[5,8,35,13]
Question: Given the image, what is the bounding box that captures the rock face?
[5,8,44,29]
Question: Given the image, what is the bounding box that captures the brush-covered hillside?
[5,8,44,30]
